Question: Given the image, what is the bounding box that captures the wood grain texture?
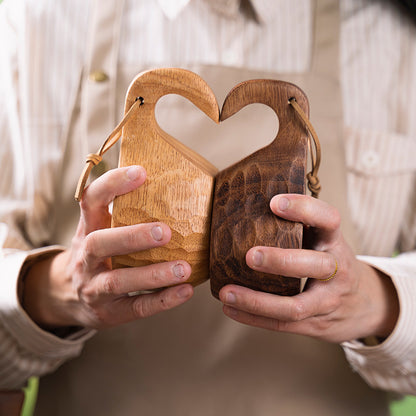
[210,80,309,298]
[111,68,219,286]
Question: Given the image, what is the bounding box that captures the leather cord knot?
[86,153,103,166]
[74,98,142,201]
[306,172,321,198]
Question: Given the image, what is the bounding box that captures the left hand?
[219,194,399,343]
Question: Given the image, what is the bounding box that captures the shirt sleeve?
[0,246,95,389]
[342,252,416,395]
[0,2,94,390]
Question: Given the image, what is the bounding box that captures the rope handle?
[289,97,321,198]
[74,98,143,201]
[74,95,321,201]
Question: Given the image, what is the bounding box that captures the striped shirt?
[0,0,415,397]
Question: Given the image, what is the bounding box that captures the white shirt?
[0,0,416,400]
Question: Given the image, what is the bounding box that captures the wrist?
[375,267,400,338]
[21,250,80,329]
[360,262,399,339]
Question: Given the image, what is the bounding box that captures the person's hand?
[23,166,194,329]
[219,194,399,343]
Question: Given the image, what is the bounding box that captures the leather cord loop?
[74,99,142,201]
[289,97,321,198]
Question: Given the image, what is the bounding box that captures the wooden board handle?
[210,80,309,298]
[111,68,219,287]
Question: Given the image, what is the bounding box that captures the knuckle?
[132,291,176,319]
[83,233,97,260]
[281,252,294,269]
[249,296,263,315]
[157,293,172,311]
[148,262,186,287]
[69,242,91,275]
[102,272,119,296]
[313,317,331,334]
[150,266,165,285]
[79,193,92,212]
[77,273,111,308]
[90,308,112,328]
[328,209,341,230]
[271,319,289,332]
[74,280,85,298]
[132,298,149,319]
[325,295,341,313]
[78,282,98,306]
[290,300,308,321]
[124,226,149,250]
[320,255,335,277]
[125,227,138,247]
[79,185,105,212]
[71,253,87,277]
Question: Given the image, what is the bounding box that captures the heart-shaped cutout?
[109,68,310,296]
[156,94,279,171]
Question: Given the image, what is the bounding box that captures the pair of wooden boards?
[110,68,309,298]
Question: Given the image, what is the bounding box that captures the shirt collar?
[156,0,271,23]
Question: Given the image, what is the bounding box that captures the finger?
[83,222,171,266]
[80,166,146,234]
[219,284,338,322]
[270,194,341,244]
[222,305,321,338]
[109,284,194,325]
[95,261,192,296]
[245,247,337,280]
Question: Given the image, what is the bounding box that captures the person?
[0,0,415,415]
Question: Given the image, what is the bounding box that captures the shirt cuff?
[342,253,416,394]
[0,246,95,359]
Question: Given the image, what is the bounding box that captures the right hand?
[23,166,194,329]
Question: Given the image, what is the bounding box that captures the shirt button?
[89,70,109,82]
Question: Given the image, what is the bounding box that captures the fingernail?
[278,197,290,211]
[173,263,186,280]
[126,165,142,181]
[151,225,163,241]
[252,249,264,267]
[177,285,191,299]
[225,292,236,304]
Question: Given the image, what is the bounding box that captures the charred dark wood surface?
[210,80,309,298]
